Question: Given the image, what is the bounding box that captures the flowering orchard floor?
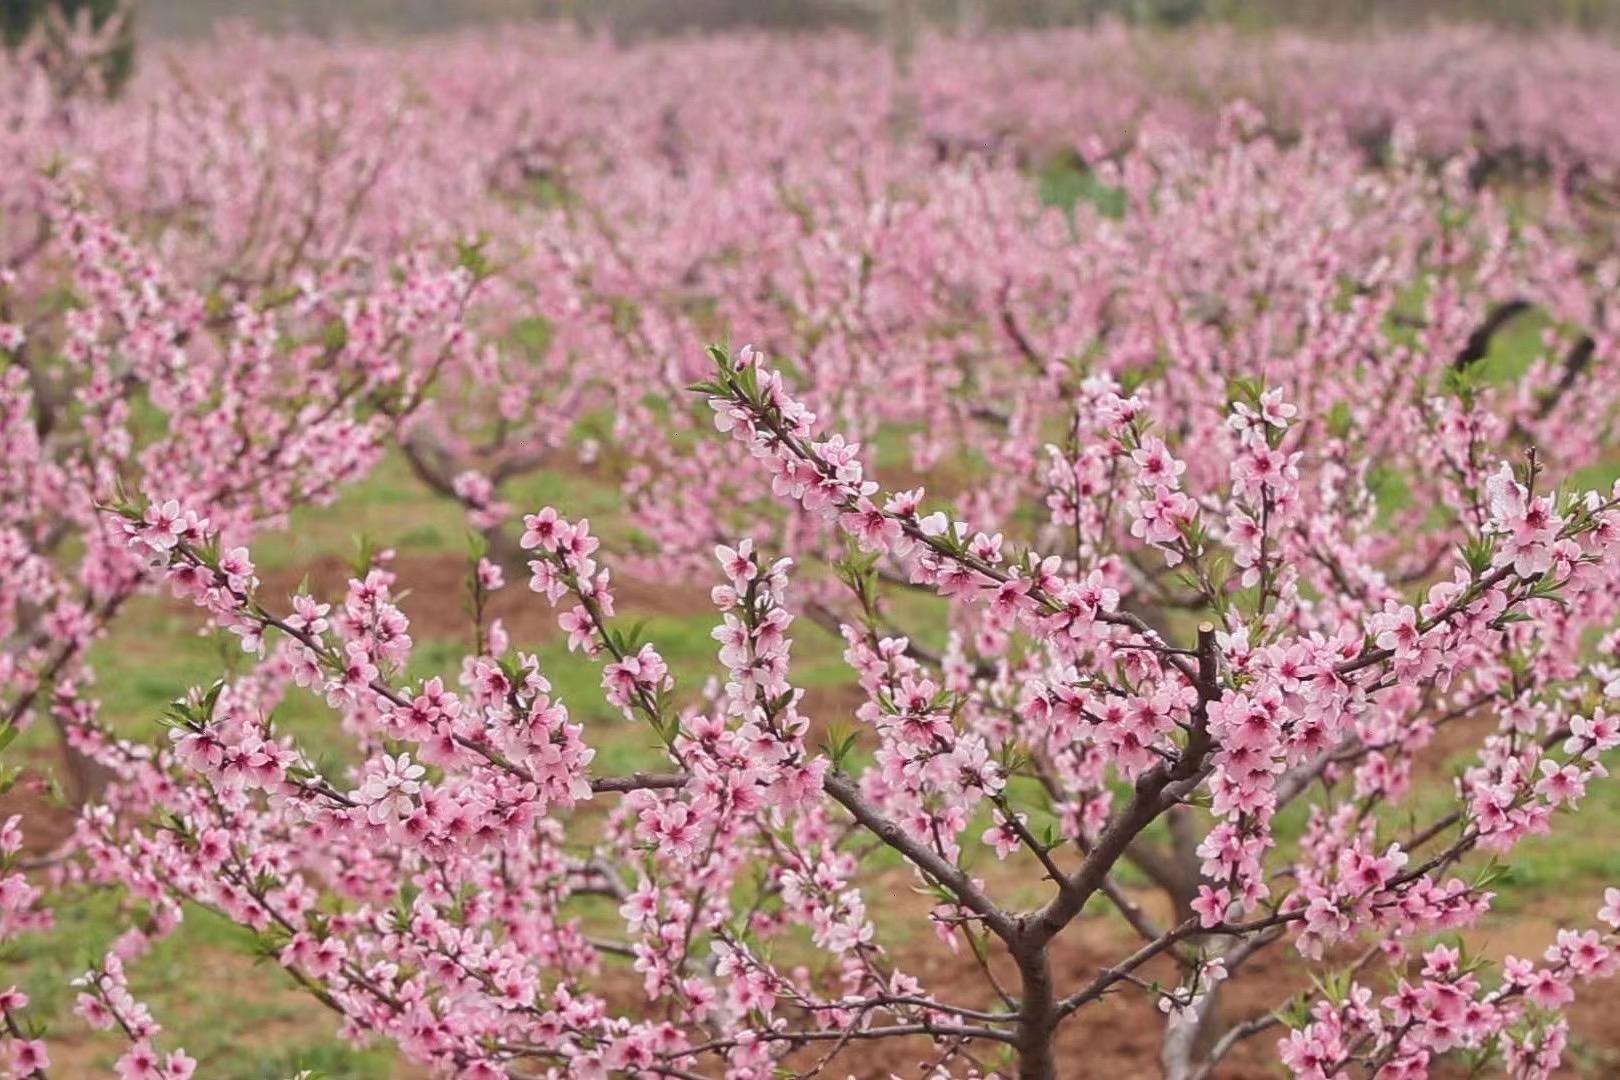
[5,431,1620,1076]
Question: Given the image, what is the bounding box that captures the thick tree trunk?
[1015,936,1059,1080]
[53,713,112,804]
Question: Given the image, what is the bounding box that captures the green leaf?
[821,724,861,770]
[1326,400,1354,438]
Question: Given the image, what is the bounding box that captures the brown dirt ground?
[259,550,718,647]
[0,767,76,858]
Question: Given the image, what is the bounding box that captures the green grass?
[1036,155,1127,220]
[251,454,467,572]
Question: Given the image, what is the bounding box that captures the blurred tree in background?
[129,0,1620,39]
[5,0,1617,96]
[1,0,134,91]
